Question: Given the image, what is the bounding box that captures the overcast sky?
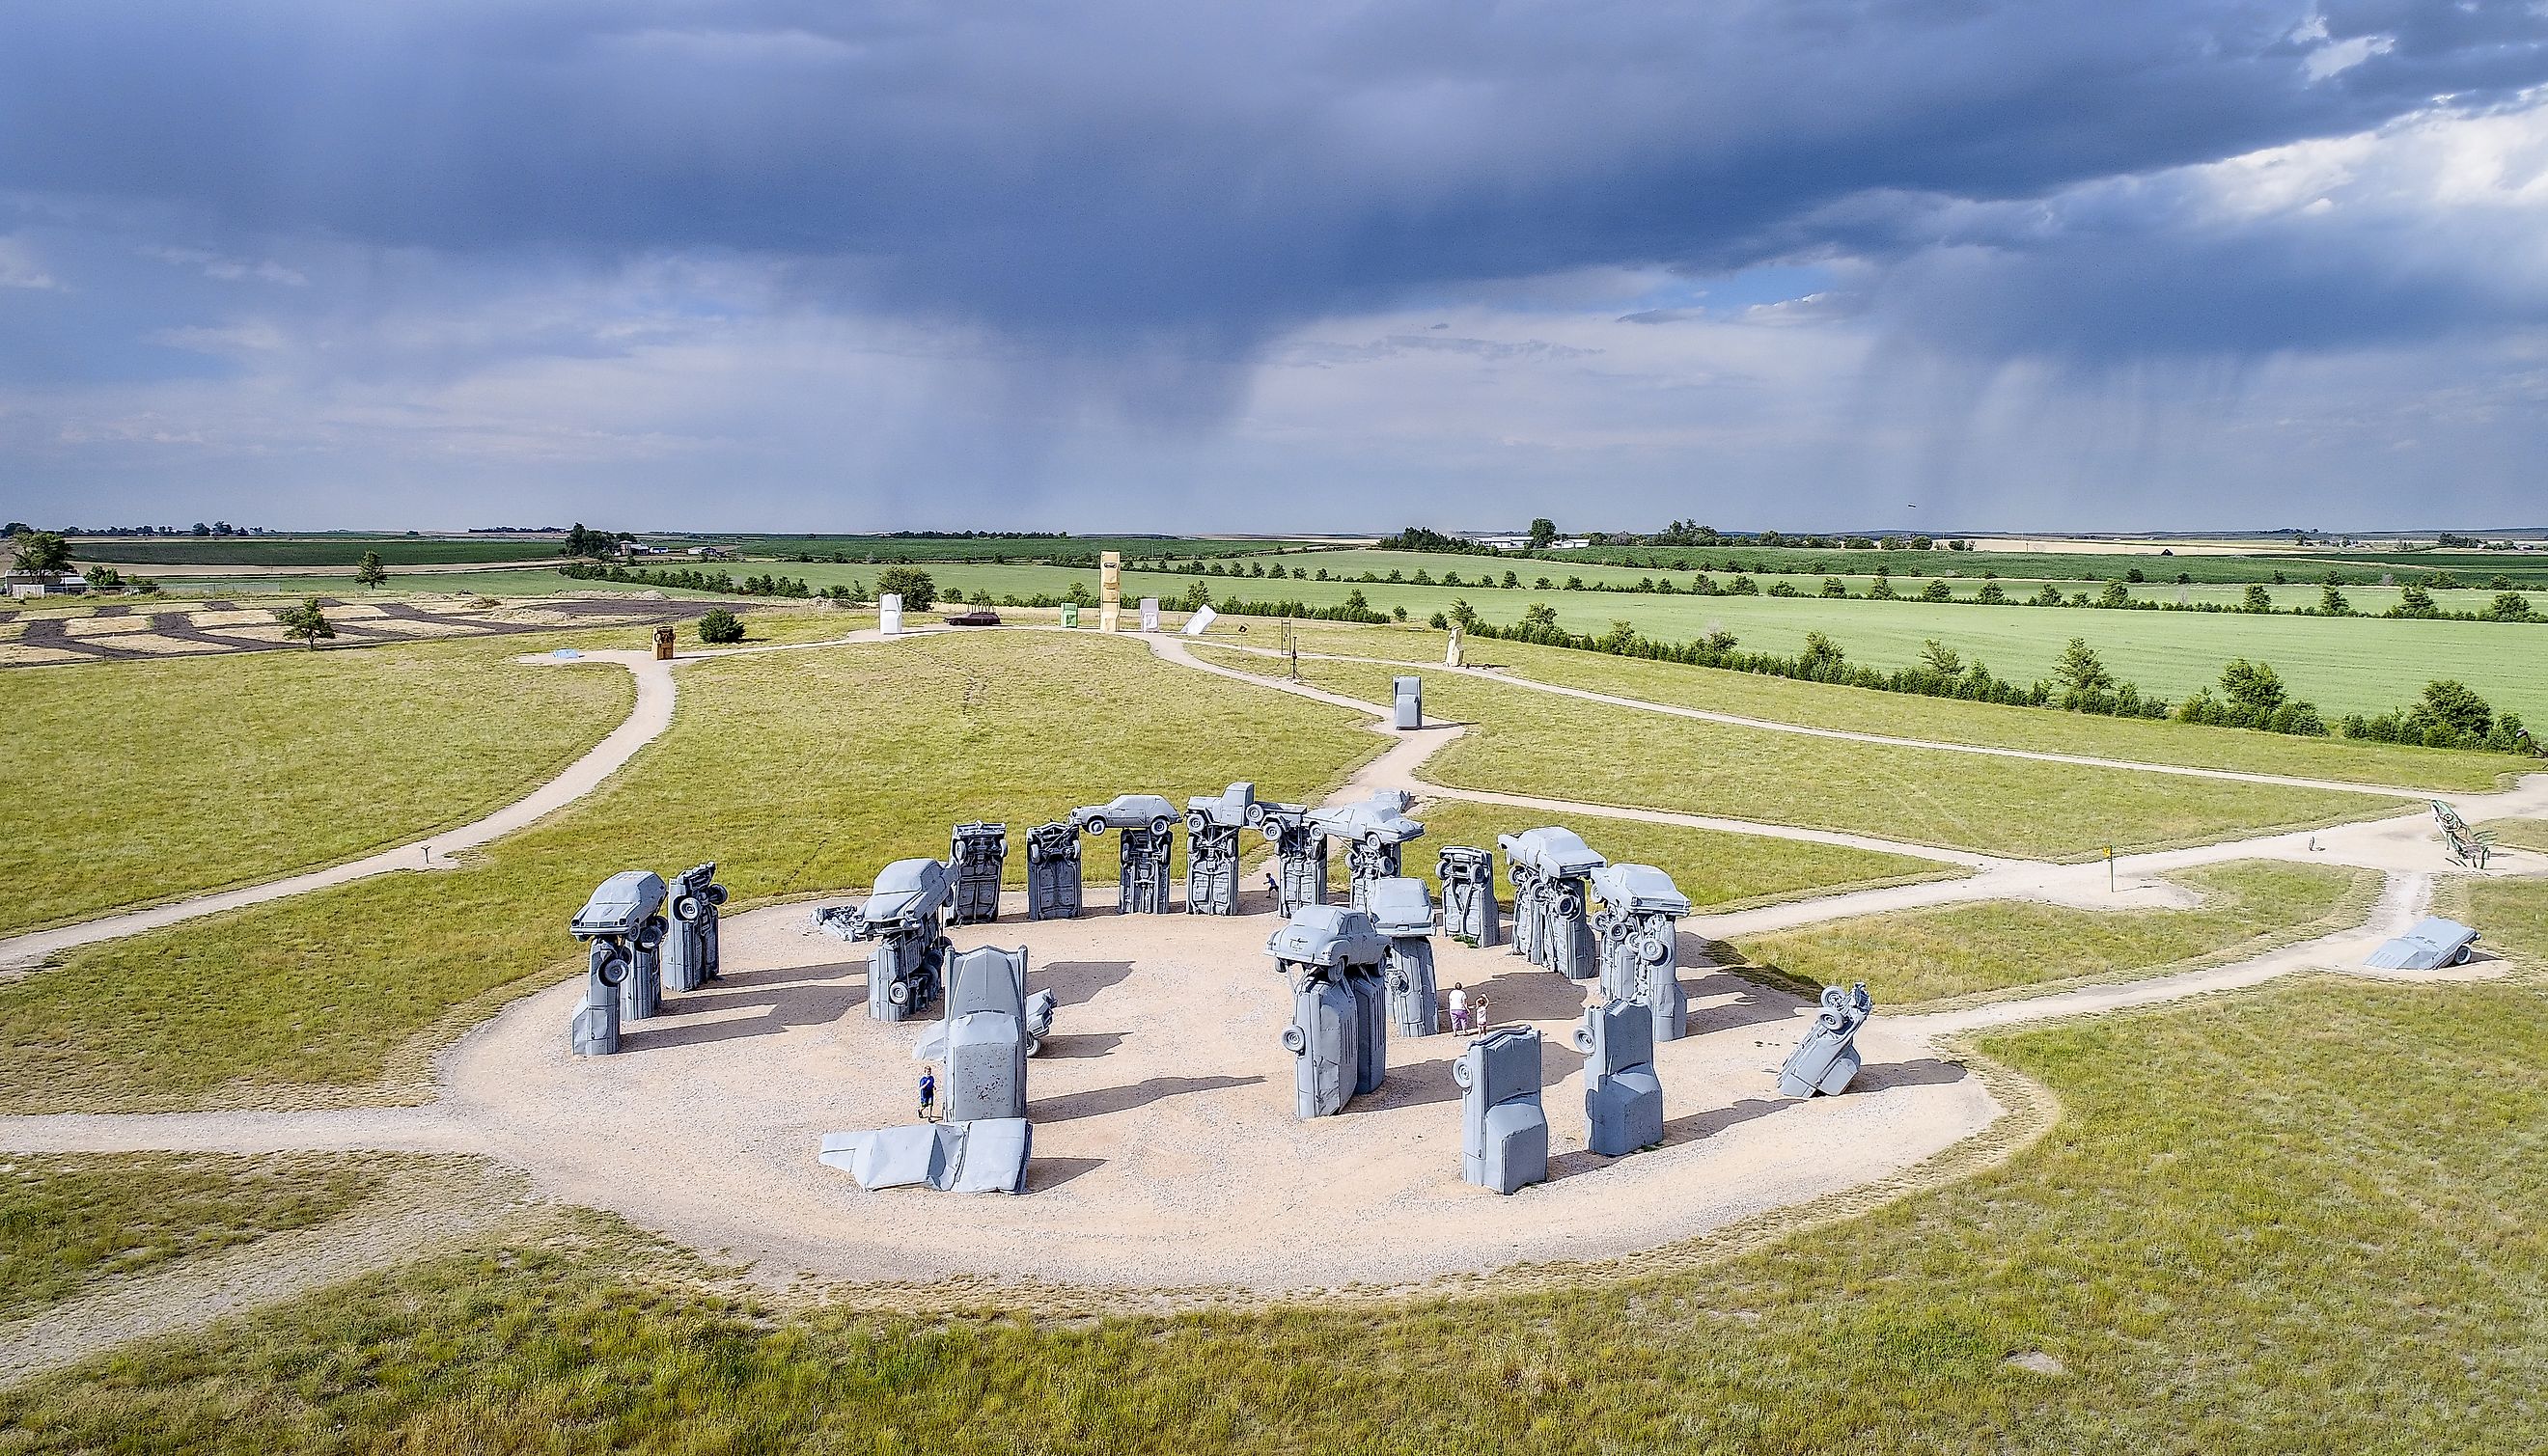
[7,2,2548,534]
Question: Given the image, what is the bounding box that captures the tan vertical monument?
[1098,550,1122,633]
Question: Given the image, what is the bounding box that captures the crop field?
[70,536,565,567]
[1247,619,2533,793]
[1190,646,2407,859]
[1731,860,2374,1005]
[5,975,2542,1452]
[0,631,1378,1111]
[719,534,1320,563]
[0,633,634,936]
[1532,540,2548,587]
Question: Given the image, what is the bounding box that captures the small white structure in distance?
[1140,597,1161,632]
[1183,605,1219,636]
[879,592,903,636]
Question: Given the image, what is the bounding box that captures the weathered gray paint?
[1260,804,1330,914]
[1454,1027,1549,1195]
[1438,845,1502,948]
[1269,904,1389,1117]
[817,857,956,1022]
[663,862,727,993]
[1022,821,1083,920]
[1368,876,1440,1037]
[2366,916,2481,969]
[941,946,1030,1121]
[1183,783,1259,917]
[949,823,1008,925]
[1575,999,1664,1156]
[1778,983,1873,1098]
[1393,674,1423,729]
[1316,788,1426,916]
[1500,828,1604,979]
[1591,863,1692,1043]
[568,871,667,1055]
[1115,825,1176,914]
[817,1118,1032,1194]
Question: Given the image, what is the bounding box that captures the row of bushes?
[557,562,839,599]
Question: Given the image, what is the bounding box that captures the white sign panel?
[1182,605,1219,636]
[1140,597,1161,632]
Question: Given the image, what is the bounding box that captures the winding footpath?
[1,620,2541,1378]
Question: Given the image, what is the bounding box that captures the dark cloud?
[7,1,2546,355]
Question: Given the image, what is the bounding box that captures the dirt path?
[0,628,902,972]
[3,621,2540,1362]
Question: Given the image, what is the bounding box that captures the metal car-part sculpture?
[817,1118,1032,1195]
[817,858,955,1022]
[1575,999,1664,1156]
[1268,905,1389,1117]
[1367,876,1441,1037]
[1453,1027,1549,1195]
[938,946,1030,1121]
[1438,845,1502,948]
[1021,820,1083,920]
[1075,795,1177,915]
[1185,782,1263,917]
[1500,827,1606,979]
[2431,800,2495,869]
[1590,863,1693,1043]
[1312,788,1426,914]
[1259,803,1329,914]
[2367,916,2482,970]
[1393,674,1423,729]
[568,870,668,1055]
[949,822,1008,925]
[662,862,729,994]
[1778,983,1873,1098]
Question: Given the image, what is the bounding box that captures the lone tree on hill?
[354,550,389,590]
[1527,517,1558,550]
[274,597,335,650]
[696,608,745,645]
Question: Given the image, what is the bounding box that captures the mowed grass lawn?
[1406,799,1961,913]
[1732,860,2374,1005]
[0,632,1379,1111]
[0,636,635,936]
[5,975,2540,1452]
[1191,646,2407,861]
[1,1154,378,1321]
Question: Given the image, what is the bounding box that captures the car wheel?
[1280,1025,1309,1055]
[887,979,911,1005]
[1450,1057,1474,1088]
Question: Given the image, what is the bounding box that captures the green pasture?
[8,974,2542,1452]
[1532,539,2548,587]
[0,634,634,937]
[0,631,1379,1111]
[1731,860,2373,1005]
[1,1154,379,1322]
[1244,620,2532,792]
[725,534,1318,563]
[1193,646,2408,861]
[1404,800,1963,914]
[71,536,561,567]
[2445,875,2548,968]
[2479,819,2548,856]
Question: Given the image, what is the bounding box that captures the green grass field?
[1731,860,2373,1005]
[0,632,1379,1111]
[1256,621,2533,793]
[72,536,565,567]
[1,1154,378,1321]
[1405,800,1963,913]
[725,534,1320,563]
[2479,819,2548,855]
[0,635,635,937]
[6,974,2539,1452]
[1530,540,2548,587]
[1194,646,2409,860]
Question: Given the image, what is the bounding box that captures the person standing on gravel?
[918,1068,937,1122]
[1447,983,1469,1032]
